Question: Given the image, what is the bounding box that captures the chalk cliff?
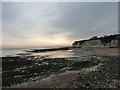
[72,34,120,48]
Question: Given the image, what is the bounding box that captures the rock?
[72,34,120,48]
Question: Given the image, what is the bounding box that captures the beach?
[2,47,119,88]
[2,2,119,89]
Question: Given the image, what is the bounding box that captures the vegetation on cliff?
[72,34,120,47]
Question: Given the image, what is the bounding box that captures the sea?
[1,47,78,58]
[1,48,29,57]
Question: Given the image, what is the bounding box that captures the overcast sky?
[2,2,118,48]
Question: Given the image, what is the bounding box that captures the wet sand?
[91,48,118,55]
[11,71,78,88]
[8,48,119,88]
[11,65,101,88]
[72,48,119,55]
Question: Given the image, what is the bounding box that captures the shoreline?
[64,55,119,88]
[25,47,71,53]
[72,47,119,55]
[2,47,119,88]
[11,64,102,88]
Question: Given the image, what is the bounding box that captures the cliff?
[72,34,120,48]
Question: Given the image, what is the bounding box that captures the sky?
[2,2,118,48]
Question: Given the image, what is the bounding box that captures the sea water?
[1,47,78,58]
[1,48,29,57]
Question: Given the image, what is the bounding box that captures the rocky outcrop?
[72,34,120,48]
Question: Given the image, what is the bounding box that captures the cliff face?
[72,34,120,48]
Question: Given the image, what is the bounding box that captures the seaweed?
[70,61,98,70]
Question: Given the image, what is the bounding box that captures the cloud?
[2,2,118,48]
[50,2,118,39]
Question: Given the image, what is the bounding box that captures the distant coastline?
[2,36,119,88]
[72,34,120,48]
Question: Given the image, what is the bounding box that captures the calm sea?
[1,47,77,58]
[1,48,30,57]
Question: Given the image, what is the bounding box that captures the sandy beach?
[3,48,118,89]
[89,48,118,55]
[3,1,119,89]
[72,48,119,55]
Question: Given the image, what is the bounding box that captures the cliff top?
[73,34,120,45]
